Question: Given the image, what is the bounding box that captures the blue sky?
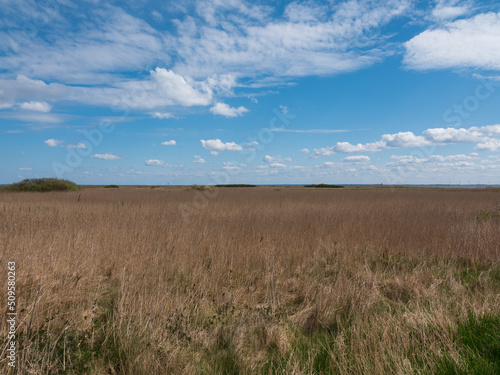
[1,0,500,185]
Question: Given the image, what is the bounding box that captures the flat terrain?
[1,187,499,374]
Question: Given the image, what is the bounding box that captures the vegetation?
[304,183,344,188]
[215,184,257,187]
[476,208,500,220]
[186,184,212,191]
[1,188,499,374]
[0,178,81,192]
[104,185,119,189]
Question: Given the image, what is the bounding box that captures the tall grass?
[1,187,499,374]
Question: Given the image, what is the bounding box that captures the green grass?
[104,185,119,188]
[436,314,500,374]
[1,178,81,192]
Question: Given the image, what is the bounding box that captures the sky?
[1,0,500,185]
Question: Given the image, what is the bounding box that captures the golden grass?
[1,187,499,374]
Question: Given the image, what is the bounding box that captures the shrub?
[1,178,81,192]
[104,185,119,188]
[304,184,344,188]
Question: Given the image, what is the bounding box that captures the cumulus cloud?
[44,139,63,147]
[309,124,500,159]
[343,155,371,163]
[193,155,207,164]
[209,151,219,156]
[333,141,385,153]
[404,12,500,70]
[209,102,249,117]
[161,140,176,146]
[423,127,482,143]
[381,132,431,148]
[145,159,166,166]
[300,148,310,154]
[19,101,52,112]
[201,139,243,151]
[475,139,500,151]
[90,153,122,160]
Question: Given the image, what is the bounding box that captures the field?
[1,186,499,374]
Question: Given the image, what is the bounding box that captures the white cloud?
[423,127,482,143]
[193,155,207,164]
[19,167,32,171]
[172,0,411,78]
[381,132,431,148]
[268,128,349,133]
[209,102,249,117]
[404,12,500,70]
[300,148,310,154]
[309,147,335,158]
[161,140,176,146]
[475,139,500,151]
[201,139,243,151]
[0,69,217,112]
[321,161,337,168]
[145,159,166,166]
[0,5,168,84]
[209,151,219,156]
[390,154,475,164]
[19,101,52,112]
[431,0,470,21]
[152,112,174,119]
[66,143,88,149]
[333,141,385,153]
[44,139,63,147]
[343,155,371,163]
[269,163,287,168]
[264,155,292,163]
[90,153,122,160]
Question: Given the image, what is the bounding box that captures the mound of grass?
[1,178,81,192]
[304,184,344,188]
[104,185,119,188]
[186,185,212,191]
[215,184,257,187]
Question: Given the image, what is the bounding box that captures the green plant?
[104,185,119,188]
[476,209,500,220]
[1,178,81,192]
